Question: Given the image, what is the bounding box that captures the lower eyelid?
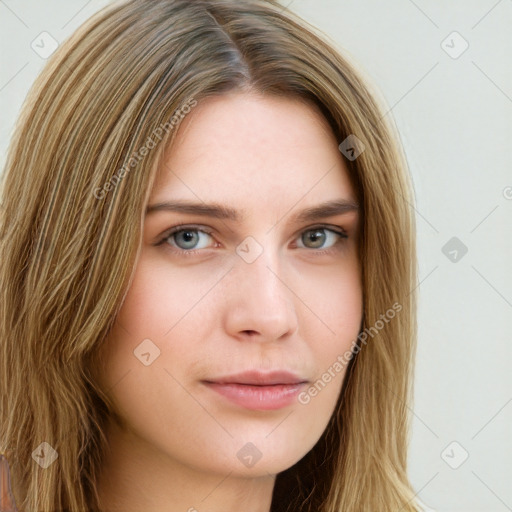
[159,225,348,252]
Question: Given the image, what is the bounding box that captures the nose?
[222,245,299,343]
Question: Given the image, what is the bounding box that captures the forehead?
[150,92,357,213]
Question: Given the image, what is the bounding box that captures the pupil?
[177,230,197,248]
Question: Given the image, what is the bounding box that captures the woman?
[0,0,422,510]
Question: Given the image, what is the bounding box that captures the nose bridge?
[224,236,298,340]
[240,244,284,302]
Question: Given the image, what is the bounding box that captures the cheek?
[93,249,364,476]
[110,250,363,390]
[115,253,226,338]
[297,258,363,391]
[298,255,363,346]
[96,253,227,406]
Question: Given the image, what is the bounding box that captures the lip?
[202,370,309,411]
[206,370,307,386]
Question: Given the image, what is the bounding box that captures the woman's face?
[97,91,362,479]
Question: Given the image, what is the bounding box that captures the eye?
[159,225,215,252]
[155,224,348,256]
[295,226,348,251]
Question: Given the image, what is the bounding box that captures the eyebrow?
[145,198,359,223]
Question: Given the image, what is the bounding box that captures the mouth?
[202,370,309,411]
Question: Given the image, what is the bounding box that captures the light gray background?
[1,1,511,511]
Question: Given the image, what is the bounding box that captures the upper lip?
[203,370,308,386]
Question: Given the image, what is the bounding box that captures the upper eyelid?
[161,223,347,238]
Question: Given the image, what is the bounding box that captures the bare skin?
[96,91,362,512]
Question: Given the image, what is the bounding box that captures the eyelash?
[155,223,349,257]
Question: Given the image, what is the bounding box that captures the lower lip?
[203,382,307,410]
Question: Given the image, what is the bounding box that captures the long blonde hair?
[0,0,418,510]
